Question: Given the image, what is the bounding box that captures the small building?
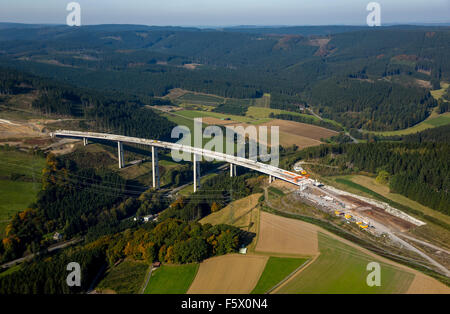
[239,247,247,254]
[143,215,154,222]
[152,262,161,268]
[53,232,62,241]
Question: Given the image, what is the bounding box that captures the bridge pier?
[193,154,201,192]
[83,137,88,146]
[152,146,160,189]
[269,175,273,183]
[117,141,124,168]
[230,163,234,177]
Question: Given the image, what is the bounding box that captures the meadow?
[96,260,148,294]
[144,264,199,294]
[251,256,308,294]
[0,149,45,236]
[276,232,415,293]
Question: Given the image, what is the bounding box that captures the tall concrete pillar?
[233,164,237,177]
[269,175,273,183]
[117,141,124,168]
[193,154,200,192]
[230,163,234,177]
[152,146,160,189]
[83,137,88,146]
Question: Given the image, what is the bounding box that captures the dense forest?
[306,78,436,130]
[0,25,449,131]
[298,141,450,215]
[0,67,175,139]
[0,149,261,264]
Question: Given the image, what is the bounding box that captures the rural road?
[0,238,83,269]
[396,233,450,255]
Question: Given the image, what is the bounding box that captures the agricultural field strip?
[265,258,312,294]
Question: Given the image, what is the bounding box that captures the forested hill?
[299,141,450,215]
[0,67,175,139]
[0,24,449,131]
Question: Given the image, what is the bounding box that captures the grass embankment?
[96,260,148,294]
[144,264,199,294]
[276,233,415,293]
[251,257,308,294]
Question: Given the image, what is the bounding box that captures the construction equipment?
[334,210,341,216]
[344,213,352,219]
[359,224,369,229]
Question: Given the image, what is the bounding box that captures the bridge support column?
[83,137,88,146]
[117,141,124,168]
[233,164,237,176]
[230,163,234,177]
[193,154,200,192]
[269,175,273,183]
[152,146,160,189]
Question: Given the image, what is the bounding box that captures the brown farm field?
[187,254,268,294]
[260,119,337,142]
[255,211,319,256]
[200,193,261,227]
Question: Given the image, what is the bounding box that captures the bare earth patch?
[256,211,319,256]
[260,119,337,141]
[202,116,239,125]
[187,254,268,294]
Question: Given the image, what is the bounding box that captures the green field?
[276,233,414,293]
[178,93,225,105]
[368,112,450,136]
[426,115,450,127]
[0,264,21,278]
[0,149,46,177]
[96,260,149,294]
[0,149,45,236]
[430,82,449,100]
[144,264,199,294]
[175,91,267,109]
[251,257,308,294]
[176,109,254,123]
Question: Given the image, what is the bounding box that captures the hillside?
[0,24,449,131]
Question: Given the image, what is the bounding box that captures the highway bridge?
[51,130,309,192]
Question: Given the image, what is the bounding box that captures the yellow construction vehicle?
[335,210,341,216]
[359,224,369,229]
[300,170,307,175]
[344,213,352,219]
[356,221,363,225]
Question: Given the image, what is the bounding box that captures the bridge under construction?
[51,130,311,192]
